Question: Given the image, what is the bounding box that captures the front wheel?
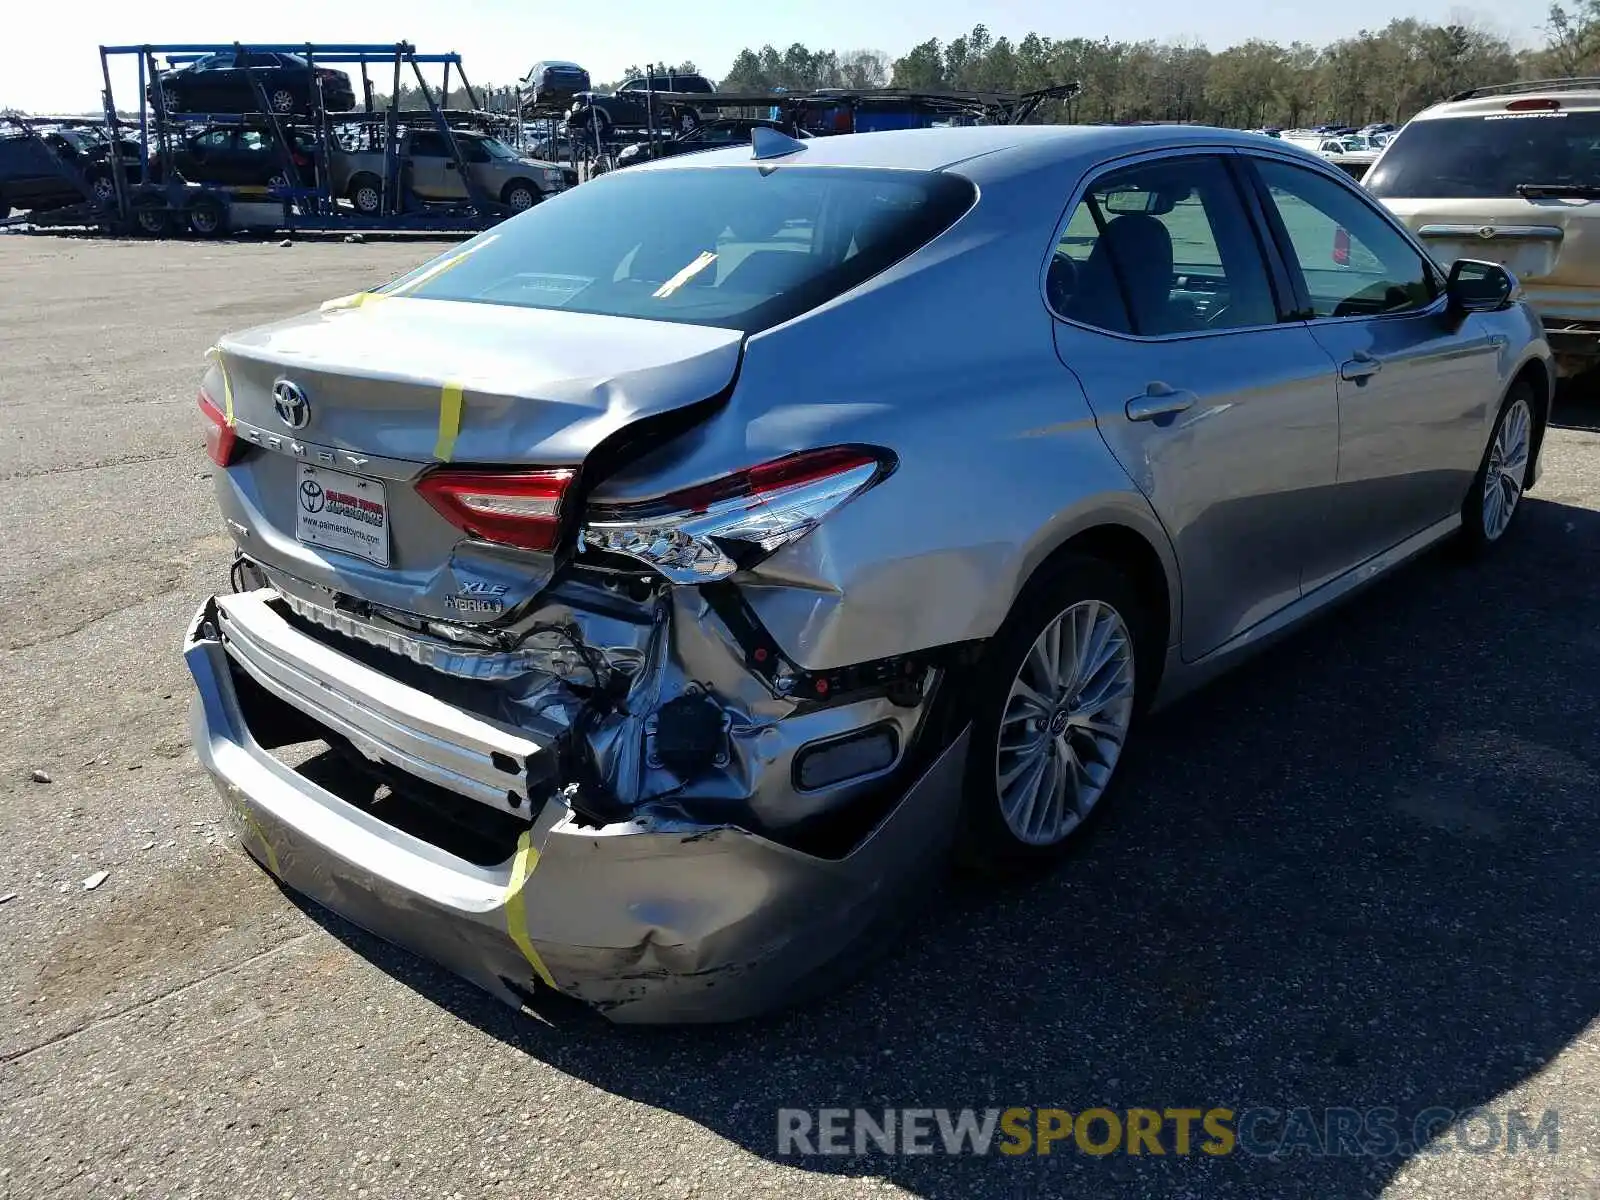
[269,88,298,115]
[1459,382,1536,553]
[86,170,118,207]
[501,179,540,212]
[961,556,1148,866]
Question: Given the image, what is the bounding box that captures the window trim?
[1040,146,1305,344]
[1236,150,1448,327]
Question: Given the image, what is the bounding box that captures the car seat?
[1066,213,1175,335]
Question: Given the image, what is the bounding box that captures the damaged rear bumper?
[182,595,968,1023]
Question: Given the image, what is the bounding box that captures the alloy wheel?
[90,176,116,205]
[995,599,1135,846]
[507,186,536,211]
[271,89,296,114]
[1482,397,1532,541]
[353,185,380,214]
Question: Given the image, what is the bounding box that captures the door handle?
[1125,383,1197,422]
[1339,352,1383,382]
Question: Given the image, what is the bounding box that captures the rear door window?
[1048,155,1278,335]
[1366,110,1600,199]
[1253,158,1438,318]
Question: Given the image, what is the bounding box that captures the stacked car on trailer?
[2,41,564,237]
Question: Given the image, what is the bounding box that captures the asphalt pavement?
[1,235,1597,1199]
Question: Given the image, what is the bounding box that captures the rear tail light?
[417,468,575,552]
[581,446,894,583]
[198,386,238,466]
[1333,225,1351,266]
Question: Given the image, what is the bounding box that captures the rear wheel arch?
[1009,521,1176,702]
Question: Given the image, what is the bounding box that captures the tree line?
[719,3,1600,129]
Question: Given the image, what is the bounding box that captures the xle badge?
[445,580,510,614]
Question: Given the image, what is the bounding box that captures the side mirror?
[1446,258,1517,314]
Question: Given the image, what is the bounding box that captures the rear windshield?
[1367,110,1600,198]
[379,165,975,333]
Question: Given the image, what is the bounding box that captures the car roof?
[631,123,1317,177]
[1419,90,1600,119]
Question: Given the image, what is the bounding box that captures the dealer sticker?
[295,464,390,566]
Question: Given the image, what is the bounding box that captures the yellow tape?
[226,790,280,876]
[504,828,557,990]
[319,291,386,312]
[206,347,235,425]
[434,380,464,461]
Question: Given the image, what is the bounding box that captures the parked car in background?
[612,118,800,167]
[0,126,140,217]
[151,51,356,115]
[567,72,716,135]
[171,125,318,188]
[522,61,591,111]
[1367,80,1600,376]
[332,127,566,213]
[186,125,1549,1025]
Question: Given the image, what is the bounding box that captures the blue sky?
[8,0,1553,113]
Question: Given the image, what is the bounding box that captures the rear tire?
[960,556,1152,868]
[347,174,382,215]
[1458,381,1536,555]
[186,195,227,237]
[269,87,297,115]
[129,195,169,237]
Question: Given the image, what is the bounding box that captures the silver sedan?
[183,124,1550,1022]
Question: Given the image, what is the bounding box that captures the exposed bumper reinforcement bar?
[213,589,551,815]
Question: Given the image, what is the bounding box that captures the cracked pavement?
[1,235,1598,1199]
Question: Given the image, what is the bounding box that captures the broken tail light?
[417,468,576,552]
[198,386,239,467]
[581,446,895,583]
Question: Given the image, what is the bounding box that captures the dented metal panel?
[185,599,968,1023]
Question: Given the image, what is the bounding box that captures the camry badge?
[272,380,311,430]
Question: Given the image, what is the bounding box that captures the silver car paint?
[184,125,1553,1022]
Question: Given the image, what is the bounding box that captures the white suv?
[1368,78,1600,376]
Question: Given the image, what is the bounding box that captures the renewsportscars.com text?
[777,1106,1559,1158]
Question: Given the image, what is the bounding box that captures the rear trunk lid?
[209,295,741,624]
[1383,196,1600,322]
[1368,104,1600,323]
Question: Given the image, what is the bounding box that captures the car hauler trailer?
[74,42,520,236]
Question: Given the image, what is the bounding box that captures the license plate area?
[1424,237,1558,281]
[295,464,390,566]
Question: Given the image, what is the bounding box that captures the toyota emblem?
[1477,226,1497,240]
[272,379,311,430]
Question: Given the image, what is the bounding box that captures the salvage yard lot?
[2,236,1599,1199]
